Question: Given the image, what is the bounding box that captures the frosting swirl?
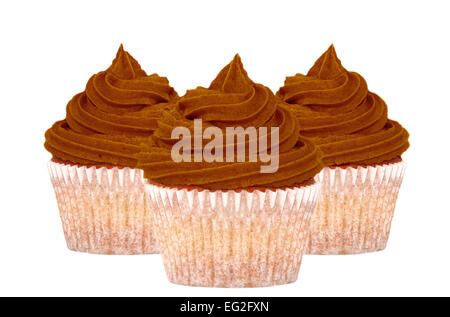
[277,45,409,166]
[138,54,323,190]
[44,45,177,167]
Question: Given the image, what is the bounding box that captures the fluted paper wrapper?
[146,182,320,287]
[48,160,159,255]
[307,160,406,255]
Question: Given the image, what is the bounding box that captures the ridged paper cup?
[48,160,159,255]
[307,159,406,255]
[146,180,320,287]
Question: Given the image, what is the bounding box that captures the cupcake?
[277,45,410,254]
[44,45,178,254]
[138,54,323,287]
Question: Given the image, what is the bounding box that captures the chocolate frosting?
[138,55,323,190]
[277,45,409,166]
[44,45,177,167]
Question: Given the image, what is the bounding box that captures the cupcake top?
[44,45,177,167]
[137,54,323,190]
[277,45,409,166]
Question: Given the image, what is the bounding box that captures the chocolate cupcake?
[44,45,177,254]
[139,55,323,287]
[278,45,409,254]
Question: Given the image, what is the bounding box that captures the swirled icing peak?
[277,45,409,166]
[44,45,178,167]
[138,54,323,190]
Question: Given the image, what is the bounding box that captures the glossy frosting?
[138,55,323,189]
[44,45,177,167]
[277,45,409,166]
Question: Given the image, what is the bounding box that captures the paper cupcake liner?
[307,160,406,255]
[146,181,320,287]
[48,160,159,255]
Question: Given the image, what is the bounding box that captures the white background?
[0,0,449,297]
